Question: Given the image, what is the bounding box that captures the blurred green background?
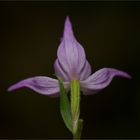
[0,1,139,139]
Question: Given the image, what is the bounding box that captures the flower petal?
[79,60,92,81]
[8,76,61,97]
[54,59,70,81]
[80,68,131,95]
[57,16,86,80]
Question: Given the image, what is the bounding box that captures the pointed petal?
[80,68,131,95]
[79,60,92,81]
[57,16,86,80]
[54,59,70,81]
[8,76,61,97]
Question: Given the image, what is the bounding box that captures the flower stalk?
[70,79,81,137]
[59,78,83,139]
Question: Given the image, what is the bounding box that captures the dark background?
[0,1,139,139]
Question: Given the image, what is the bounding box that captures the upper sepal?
[55,16,91,81]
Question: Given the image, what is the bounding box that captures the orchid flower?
[8,16,131,139]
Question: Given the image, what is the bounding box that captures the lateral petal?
[79,60,92,81]
[80,68,131,95]
[8,76,62,97]
[54,59,70,81]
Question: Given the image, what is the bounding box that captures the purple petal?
[54,59,70,81]
[79,60,92,80]
[56,16,87,80]
[80,68,131,95]
[8,76,60,97]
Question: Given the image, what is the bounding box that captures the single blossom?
[8,17,131,97]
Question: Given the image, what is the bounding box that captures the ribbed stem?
[70,79,81,139]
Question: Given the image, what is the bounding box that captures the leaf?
[58,78,72,132]
[73,119,83,139]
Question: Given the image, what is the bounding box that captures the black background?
[0,1,139,139]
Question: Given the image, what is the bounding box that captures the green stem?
[70,79,83,139]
